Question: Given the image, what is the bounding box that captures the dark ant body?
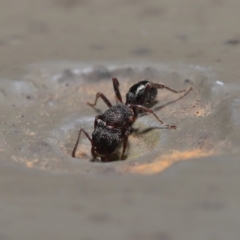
[72,78,192,161]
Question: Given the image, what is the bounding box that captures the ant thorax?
[100,104,133,126]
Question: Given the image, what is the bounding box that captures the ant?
[72,78,192,162]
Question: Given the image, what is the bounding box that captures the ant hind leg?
[130,104,176,129]
[149,82,191,94]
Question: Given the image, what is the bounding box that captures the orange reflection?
[122,149,215,175]
[12,155,39,168]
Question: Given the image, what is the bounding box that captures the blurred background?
[1,0,240,80]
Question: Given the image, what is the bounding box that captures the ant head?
[126,92,136,105]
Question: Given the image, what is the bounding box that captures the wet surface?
[1,0,240,239]
[1,63,235,174]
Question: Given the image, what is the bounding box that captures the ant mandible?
[72,78,192,162]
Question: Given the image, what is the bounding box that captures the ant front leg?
[112,78,123,103]
[121,134,129,160]
[87,92,112,108]
[72,128,92,158]
[130,104,176,129]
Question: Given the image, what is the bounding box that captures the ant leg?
[139,82,191,105]
[130,104,176,129]
[149,82,191,94]
[112,78,123,103]
[87,92,112,108]
[121,134,128,160]
[72,128,92,158]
